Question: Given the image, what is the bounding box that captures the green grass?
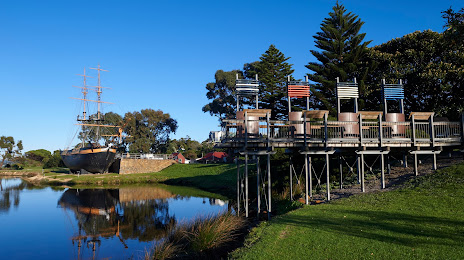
[231,163,464,259]
[33,163,237,198]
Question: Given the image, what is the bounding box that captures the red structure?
[200,152,228,163]
[171,153,186,164]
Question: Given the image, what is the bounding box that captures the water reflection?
[0,178,29,213]
[0,178,229,259]
[56,186,229,259]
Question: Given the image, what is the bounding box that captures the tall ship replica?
[61,65,122,174]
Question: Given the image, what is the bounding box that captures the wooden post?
[382,79,387,116]
[430,114,435,147]
[245,111,248,148]
[236,157,240,215]
[305,154,309,205]
[412,114,416,146]
[326,153,331,201]
[339,154,343,189]
[359,113,363,145]
[309,156,313,198]
[361,153,365,192]
[267,153,271,220]
[379,114,383,147]
[256,156,260,217]
[304,112,308,147]
[324,112,328,149]
[381,153,385,189]
[357,154,361,184]
[289,155,293,201]
[245,153,249,217]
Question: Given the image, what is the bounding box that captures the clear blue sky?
[0,0,461,152]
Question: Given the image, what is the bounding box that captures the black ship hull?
[61,147,117,174]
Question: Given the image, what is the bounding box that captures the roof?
[201,151,228,161]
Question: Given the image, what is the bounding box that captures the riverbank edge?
[1,164,238,198]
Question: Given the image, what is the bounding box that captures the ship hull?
[61,147,117,174]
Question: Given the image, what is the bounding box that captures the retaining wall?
[110,159,176,174]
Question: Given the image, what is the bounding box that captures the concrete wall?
[110,159,176,174]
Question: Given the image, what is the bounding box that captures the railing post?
[324,112,328,149]
[304,112,308,147]
[359,114,363,145]
[266,112,270,149]
[379,114,383,147]
[245,111,248,148]
[461,113,464,143]
[430,114,435,147]
[412,114,416,146]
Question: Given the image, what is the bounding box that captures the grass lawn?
[36,163,238,198]
[231,163,464,259]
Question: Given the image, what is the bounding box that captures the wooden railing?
[221,117,462,146]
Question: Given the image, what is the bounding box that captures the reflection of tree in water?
[58,188,176,243]
[0,178,35,213]
[119,200,175,241]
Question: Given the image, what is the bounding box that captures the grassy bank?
[23,164,238,198]
[231,163,464,259]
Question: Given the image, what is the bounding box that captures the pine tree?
[244,45,294,119]
[306,2,372,114]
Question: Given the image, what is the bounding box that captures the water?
[0,178,230,259]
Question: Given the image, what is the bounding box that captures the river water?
[0,177,230,259]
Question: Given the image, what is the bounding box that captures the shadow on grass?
[277,209,464,247]
[163,168,237,199]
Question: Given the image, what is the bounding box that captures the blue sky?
[0,0,461,152]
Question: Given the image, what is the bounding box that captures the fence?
[221,117,462,145]
[117,153,170,160]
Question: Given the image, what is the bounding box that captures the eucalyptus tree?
[202,70,242,120]
[123,109,178,153]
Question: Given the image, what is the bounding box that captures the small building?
[209,131,224,143]
[171,153,186,164]
[200,151,228,163]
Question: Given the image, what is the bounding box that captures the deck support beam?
[256,156,260,218]
[356,150,390,191]
[300,150,335,201]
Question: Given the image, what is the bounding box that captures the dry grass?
[146,212,246,259]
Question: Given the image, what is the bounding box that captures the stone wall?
[110,159,176,174]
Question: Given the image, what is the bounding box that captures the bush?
[147,212,246,259]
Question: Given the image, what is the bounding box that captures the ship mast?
[71,65,120,147]
[74,68,92,121]
[89,65,108,140]
[89,64,108,121]
[74,68,93,148]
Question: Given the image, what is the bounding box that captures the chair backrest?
[236,79,259,96]
[382,83,404,101]
[336,81,359,99]
[287,81,310,98]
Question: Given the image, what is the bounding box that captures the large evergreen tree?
[306,2,372,114]
[244,45,294,119]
